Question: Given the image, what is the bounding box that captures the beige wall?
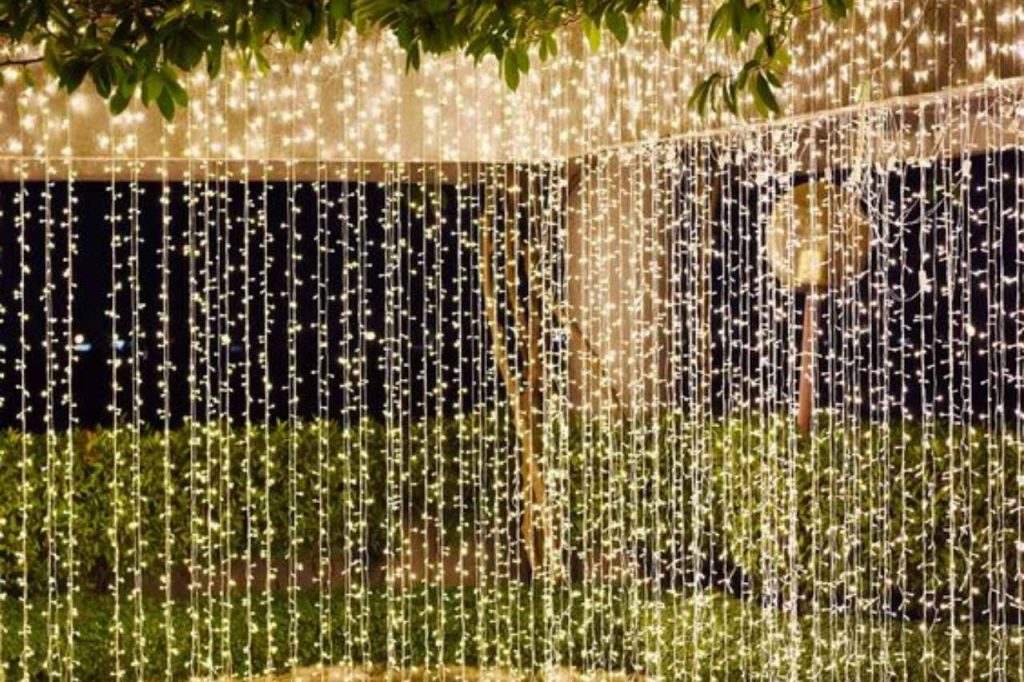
[1,0,1020,179]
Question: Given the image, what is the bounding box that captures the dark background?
[0,178,490,430]
[1,148,1021,431]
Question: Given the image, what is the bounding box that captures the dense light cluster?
[1,1,1023,680]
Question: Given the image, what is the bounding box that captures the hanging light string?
[184,71,200,681]
[311,56,333,672]
[16,82,32,682]
[106,108,124,682]
[284,57,300,673]
[220,68,232,675]
[59,90,78,682]
[0,4,1022,679]
[239,66,256,682]
[128,106,145,682]
[157,111,175,682]
[200,72,216,678]
[40,78,59,682]
[257,65,276,679]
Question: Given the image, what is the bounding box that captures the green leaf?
[823,0,849,20]
[723,79,738,114]
[253,49,271,75]
[143,72,164,105]
[660,12,674,48]
[743,2,768,39]
[729,0,744,40]
[116,78,136,101]
[754,72,779,114]
[59,60,90,92]
[503,50,519,90]
[515,46,529,74]
[773,45,792,74]
[687,75,716,117]
[329,0,351,21]
[736,60,756,90]
[92,66,113,98]
[581,15,601,52]
[545,35,558,58]
[706,3,729,41]
[156,89,175,120]
[206,43,223,79]
[42,41,60,76]
[162,71,188,107]
[606,11,629,44]
[405,42,420,71]
[110,88,132,115]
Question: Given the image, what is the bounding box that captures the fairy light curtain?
[1,3,1024,682]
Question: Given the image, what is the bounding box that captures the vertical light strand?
[312,60,332,672]
[40,90,58,682]
[257,77,276,679]
[184,87,201,680]
[16,89,32,682]
[127,118,144,682]
[199,79,216,679]
[61,93,77,682]
[285,63,300,672]
[383,157,399,673]
[336,153,354,672]
[107,113,124,682]
[215,73,233,680]
[239,72,255,682]
[157,114,175,682]
[0,95,9,682]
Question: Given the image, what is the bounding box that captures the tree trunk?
[478,189,553,576]
[797,289,818,435]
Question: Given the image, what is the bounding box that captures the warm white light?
[1,2,1022,680]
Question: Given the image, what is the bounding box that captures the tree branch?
[0,55,43,68]
[479,197,539,574]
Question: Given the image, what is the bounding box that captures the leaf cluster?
[689,0,854,117]
[0,0,852,121]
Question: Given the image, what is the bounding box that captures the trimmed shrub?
[2,413,1020,628]
[0,418,492,597]
[710,416,1024,621]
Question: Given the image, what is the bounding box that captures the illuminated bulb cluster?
[0,1,1022,681]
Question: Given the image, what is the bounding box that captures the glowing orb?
[766,179,870,290]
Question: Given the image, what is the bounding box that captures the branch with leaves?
[0,0,852,121]
[689,0,854,116]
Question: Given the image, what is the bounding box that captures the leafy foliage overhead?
[0,0,852,121]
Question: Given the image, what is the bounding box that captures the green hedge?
[0,419,489,597]
[2,415,1021,627]
[710,417,1024,621]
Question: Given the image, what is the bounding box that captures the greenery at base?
[0,419,437,595]
[0,0,854,121]
[710,416,1024,621]
[556,414,1024,622]
[2,415,1021,626]
[1,415,1021,678]
[1,586,1019,680]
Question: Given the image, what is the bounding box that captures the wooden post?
[797,288,817,435]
